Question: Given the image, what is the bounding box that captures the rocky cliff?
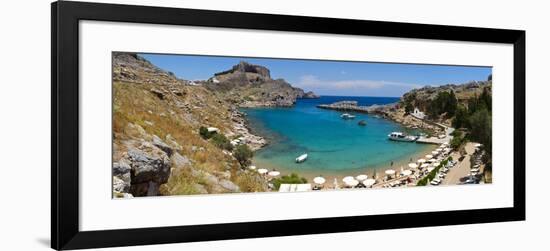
[402,81,492,111]
[205,61,318,107]
[112,53,267,198]
[375,80,492,134]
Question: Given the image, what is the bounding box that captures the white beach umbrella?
[428,158,437,163]
[427,166,435,172]
[268,171,280,177]
[355,174,369,181]
[474,143,482,148]
[436,148,444,152]
[248,165,257,170]
[257,168,268,174]
[385,169,396,176]
[417,158,426,163]
[432,150,440,155]
[363,178,376,187]
[442,142,449,146]
[344,179,359,187]
[343,176,356,183]
[433,162,441,167]
[408,163,418,169]
[401,170,413,176]
[425,154,433,159]
[313,176,326,185]
[421,163,430,169]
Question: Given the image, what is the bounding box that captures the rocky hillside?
[205,61,318,107]
[112,52,267,198]
[376,80,492,134]
[402,81,492,111]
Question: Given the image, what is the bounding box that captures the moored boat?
[295,153,308,163]
[341,113,356,119]
[388,132,418,142]
[358,120,367,126]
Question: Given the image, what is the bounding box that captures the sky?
[140,53,492,97]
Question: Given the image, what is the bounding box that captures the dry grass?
[160,168,198,195]
[113,81,261,195]
[232,172,267,193]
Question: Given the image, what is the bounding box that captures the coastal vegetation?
[417,157,451,186]
[272,173,308,190]
[427,90,458,119]
[450,130,466,150]
[199,126,215,139]
[452,86,492,157]
[234,144,254,168]
[400,81,492,155]
[211,133,234,151]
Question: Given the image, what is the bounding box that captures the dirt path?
[442,142,476,185]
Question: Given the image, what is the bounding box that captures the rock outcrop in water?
[205,61,318,107]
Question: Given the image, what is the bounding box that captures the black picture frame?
[51,1,525,250]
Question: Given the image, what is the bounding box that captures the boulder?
[112,159,131,193]
[150,88,166,100]
[193,184,208,194]
[124,123,151,140]
[126,144,171,196]
[171,152,191,169]
[113,176,130,193]
[152,135,173,156]
[113,159,131,176]
[219,179,240,192]
[165,134,183,151]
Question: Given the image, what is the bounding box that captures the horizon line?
[304,94,402,99]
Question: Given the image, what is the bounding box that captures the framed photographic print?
[52,1,525,250]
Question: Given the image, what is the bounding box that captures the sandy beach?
[253,143,441,189]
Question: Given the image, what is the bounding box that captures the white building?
[207,127,220,133]
[412,107,426,120]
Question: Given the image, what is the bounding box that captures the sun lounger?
[278,184,291,192]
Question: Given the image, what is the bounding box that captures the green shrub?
[234,144,253,167]
[450,134,465,150]
[211,133,233,151]
[272,173,308,190]
[416,157,450,186]
[199,126,215,139]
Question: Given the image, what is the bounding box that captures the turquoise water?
[243,96,432,175]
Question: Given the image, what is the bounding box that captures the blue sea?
[242,96,432,176]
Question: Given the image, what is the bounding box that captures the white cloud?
[297,75,421,90]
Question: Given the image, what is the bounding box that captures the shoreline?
[239,100,444,186]
[251,143,438,185]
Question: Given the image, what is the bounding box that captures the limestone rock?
[171,152,191,168]
[219,179,240,192]
[113,176,130,193]
[193,184,208,194]
[152,135,173,156]
[165,134,183,151]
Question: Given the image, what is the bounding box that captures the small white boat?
[388,132,418,142]
[341,113,356,119]
[295,153,308,163]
